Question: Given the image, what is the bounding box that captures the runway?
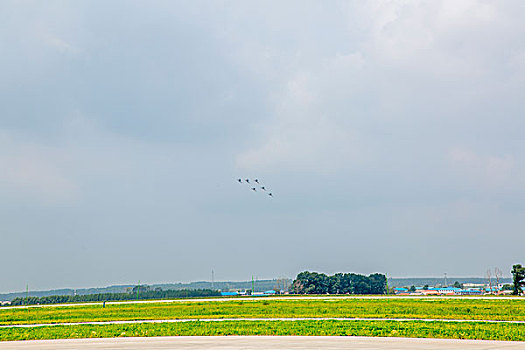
[0,336,523,349]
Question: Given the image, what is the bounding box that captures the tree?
[502,284,513,291]
[293,271,323,294]
[368,274,387,294]
[494,267,503,287]
[453,281,463,289]
[131,285,150,294]
[486,269,493,294]
[330,273,344,294]
[292,271,386,295]
[511,264,525,295]
[409,285,416,292]
[275,278,289,294]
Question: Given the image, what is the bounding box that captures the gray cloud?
[1,1,524,292]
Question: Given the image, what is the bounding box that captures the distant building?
[431,287,462,295]
[220,291,239,296]
[416,289,439,295]
[463,283,485,289]
[393,288,408,294]
[459,289,483,295]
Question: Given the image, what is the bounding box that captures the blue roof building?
[220,291,239,296]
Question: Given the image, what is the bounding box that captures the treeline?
[10,288,220,306]
[292,271,386,294]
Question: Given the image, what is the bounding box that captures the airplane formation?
[237,178,273,197]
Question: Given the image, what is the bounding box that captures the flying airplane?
[236,178,274,197]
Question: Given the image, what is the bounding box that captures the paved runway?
[0,336,523,349]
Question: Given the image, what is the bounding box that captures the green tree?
[511,264,525,295]
[502,284,513,291]
[292,271,386,295]
[368,274,387,294]
[453,281,463,289]
[131,285,150,294]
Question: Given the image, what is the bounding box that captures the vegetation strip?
[8,289,221,306]
[2,298,525,326]
[2,296,522,310]
[2,317,525,329]
[0,320,524,342]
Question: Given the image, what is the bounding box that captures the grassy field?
[1,320,525,342]
[1,298,524,325]
[2,297,525,342]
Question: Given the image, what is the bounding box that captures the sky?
[1,1,525,293]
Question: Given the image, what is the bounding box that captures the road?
[0,336,523,349]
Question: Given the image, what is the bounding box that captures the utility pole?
[444,273,448,287]
[137,280,140,300]
[252,275,254,294]
[211,270,215,290]
[26,284,29,305]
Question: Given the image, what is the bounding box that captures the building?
[393,288,408,294]
[459,289,483,295]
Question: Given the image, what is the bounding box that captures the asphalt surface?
[0,336,523,349]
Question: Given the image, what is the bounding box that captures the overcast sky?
[1,1,525,292]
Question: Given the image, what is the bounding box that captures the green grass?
[1,298,525,325]
[1,320,524,341]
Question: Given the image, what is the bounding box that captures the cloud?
[236,69,362,172]
[449,147,516,188]
[3,1,525,291]
[234,1,525,175]
[235,49,371,173]
[0,131,78,203]
[40,33,80,56]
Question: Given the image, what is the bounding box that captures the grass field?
[1,297,525,342]
[1,298,524,325]
[1,320,525,342]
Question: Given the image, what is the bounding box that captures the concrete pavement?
[0,336,523,349]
